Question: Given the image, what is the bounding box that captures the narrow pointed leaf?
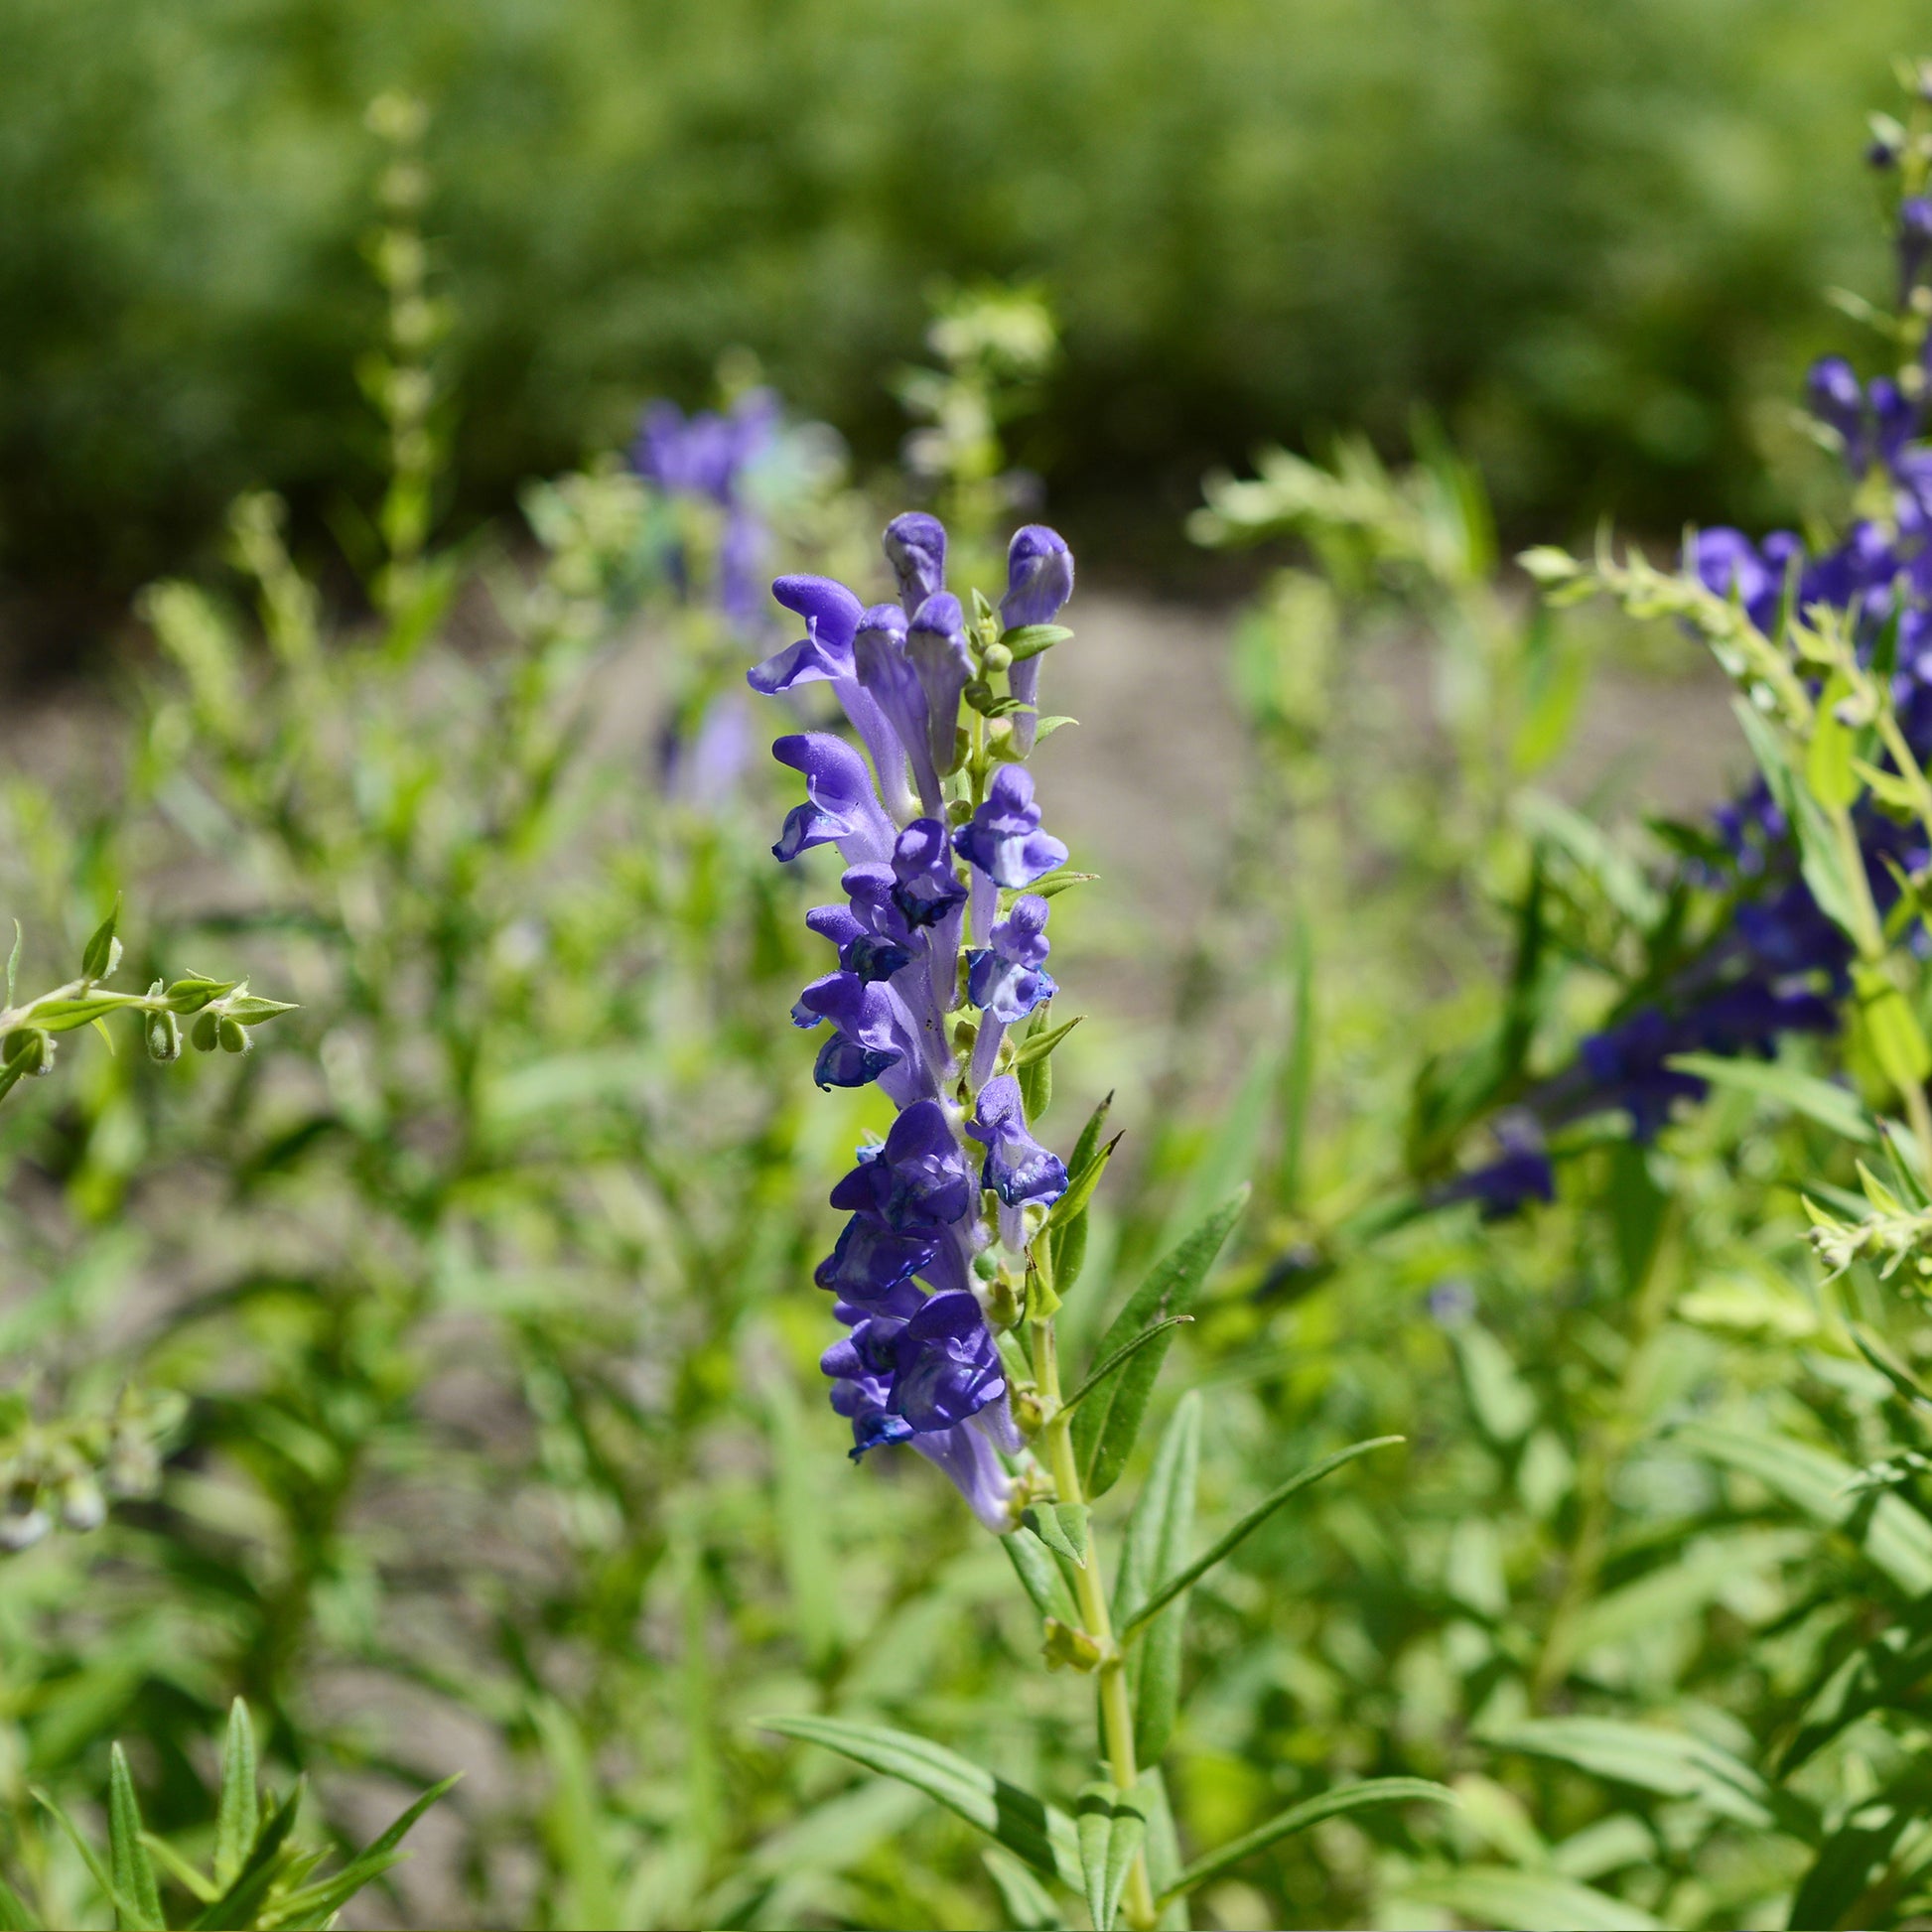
[6,921,20,1007]
[0,1872,38,1932]
[1678,1421,1932,1594]
[139,1835,220,1905]
[1159,1778,1452,1902]
[1077,1783,1117,1931]
[1121,1437,1402,1642]
[108,1745,165,1931]
[80,902,121,982]
[760,1716,1081,1886]
[982,1849,1066,1930]
[30,1790,149,1929]
[1101,1790,1147,1931]
[1664,1052,1875,1144]
[1022,1502,1089,1569]
[1058,1319,1192,1421]
[1073,1188,1247,1498]
[1398,1865,1662,1932]
[1004,1526,1080,1624]
[1114,1394,1201,1763]
[191,1780,304,1929]
[215,1699,258,1886]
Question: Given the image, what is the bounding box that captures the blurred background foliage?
[8,0,1932,634]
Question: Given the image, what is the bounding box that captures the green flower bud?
[3,1031,51,1076]
[190,1011,220,1052]
[217,1017,251,1054]
[981,641,1013,675]
[146,1009,183,1063]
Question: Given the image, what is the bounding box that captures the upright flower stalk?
[749,514,1077,1534]
[753,515,1172,1918]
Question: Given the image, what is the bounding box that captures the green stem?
[1034,1320,1158,1932]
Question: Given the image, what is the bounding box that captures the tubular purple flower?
[966,894,1056,1024]
[748,577,863,693]
[814,1215,936,1308]
[1808,356,1868,472]
[967,1074,1069,1209]
[852,604,942,814]
[905,594,973,778]
[1001,525,1073,754]
[887,1291,1008,1432]
[790,971,917,1093]
[953,766,1068,888]
[891,819,970,929]
[771,734,897,866]
[830,1100,976,1234]
[911,1422,1020,1534]
[884,512,948,614]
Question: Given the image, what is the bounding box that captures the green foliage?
[6,0,1930,611]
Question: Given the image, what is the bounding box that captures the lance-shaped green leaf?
[1678,1420,1932,1595]
[1022,1501,1090,1569]
[1785,1774,1932,1932]
[190,1779,303,1929]
[1114,1393,1200,1763]
[1073,1188,1247,1499]
[983,1849,1066,1931]
[1806,669,1863,811]
[214,1698,259,1885]
[223,994,299,1027]
[1002,623,1074,661]
[1481,1715,1809,1835]
[1119,1436,1401,1642]
[108,1745,166,1931]
[1058,1319,1192,1422]
[760,1716,1081,1886]
[163,975,242,1015]
[30,1789,149,1930]
[1043,1128,1121,1239]
[1049,1093,1115,1297]
[1158,1778,1452,1903]
[5,921,19,1008]
[1013,1013,1083,1068]
[1076,1782,1147,1932]
[80,902,122,983]
[31,995,144,1033]
[262,1773,460,1929]
[1398,1865,1662,1932]
[1665,1051,1875,1144]
[1003,1527,1080,1625]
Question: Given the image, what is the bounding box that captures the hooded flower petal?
[771,733,896,865]
[906,593,973,777]
[852,603,941,813]
[966,1073,1068,1207]
[891,819,969,929]
[952,766,1068,888]
[966,893,1056,1023]
[888,1291,1006,1431]
[884,512,948,614]
[814,1214,936,1310]
[1000,525,1075,629]
[830,1099,975,1232]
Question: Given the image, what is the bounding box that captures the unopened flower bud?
[3,1031,51,1076]
[0,1507,50,1554]
[963,678,993,712]
[981,641,1013,674]
[217,1017,251,1054]
[146,1009,183,1063]
[191,1011,220,1052]
[58,1478,104,1534]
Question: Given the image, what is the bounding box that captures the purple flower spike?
[888,1291,1007,1431]
[831,1099,975,1233]
[892,819,969,929]
[748,577,865,694]
[912,1421,1018,1533]
[771,733,896,866]
[852,604,941,814]
[966,893,1057,1023]
[906,593,973,778]
[953,766,1068,888]
[966,1074,1068,1208]
[884,512,948,614]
